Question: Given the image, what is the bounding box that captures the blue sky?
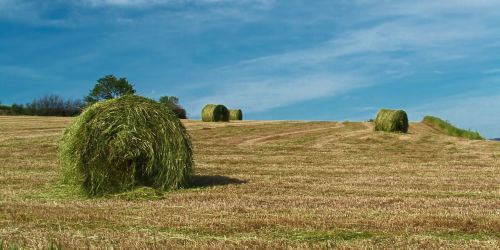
[1,0,499,137]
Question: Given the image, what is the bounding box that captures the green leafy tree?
[0,102,11,115]
[11,104,25,115]
[158,96,187,119]
[85,75,135,104]
[159,96,179,105]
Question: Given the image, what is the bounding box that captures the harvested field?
[0,116,499,249]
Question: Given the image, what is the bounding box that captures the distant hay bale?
[58,95,193,196]
[374,109,409,133]
[201,104,229,122]
[229,109,243,121]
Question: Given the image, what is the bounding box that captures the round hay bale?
[229,109,243,121]
[201,104,229,122]
[374,109,409,133]
[58,95,193,196]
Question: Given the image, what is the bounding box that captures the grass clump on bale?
[201,104,229,122]
[374,109,409,133]
[229,109,243,121]
[423,116,484,140]
[58,95,193,196]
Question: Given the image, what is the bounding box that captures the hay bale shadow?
[191,175,247,188]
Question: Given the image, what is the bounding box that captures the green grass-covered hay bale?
[374,109,409,133]
[229,109,243,121]
[201,104,229,122]
[422,116,484,140]
[58,95,193,196]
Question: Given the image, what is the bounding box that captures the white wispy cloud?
[0,65,47,79]
[189,1,500,112]
[81,0,274,7]
[194,0,500,115]
[0,0,273,27]
[366,0,500,17]
[2,0,499,135]
[84,0,167,6]
[229,16,493,71]
[186,73,366,114]
[483,68,500,74]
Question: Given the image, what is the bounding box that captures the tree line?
[0,95,84,116]
[0,75,187,119]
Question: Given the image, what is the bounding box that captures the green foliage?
[228,109,243,121]
[427,230,498,241]
[423,116,484,140]
[23,181,87,201]
[10,104,25,115]
[271,229,377,242]
[159,96,179,105]
[0,95,84,116]
[0,240,20,250]
[48,240,61,250]
[27,95,83,116]
[59,95,193,196]
[0,104,9,115]
[201,104,229,122]
[85,75,135,104]
[158,96,187,119]
[374,109,409,133]
[110,186,164,201]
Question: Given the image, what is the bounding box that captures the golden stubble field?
[0,116,499,249]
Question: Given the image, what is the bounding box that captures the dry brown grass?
[0,116,499,249]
